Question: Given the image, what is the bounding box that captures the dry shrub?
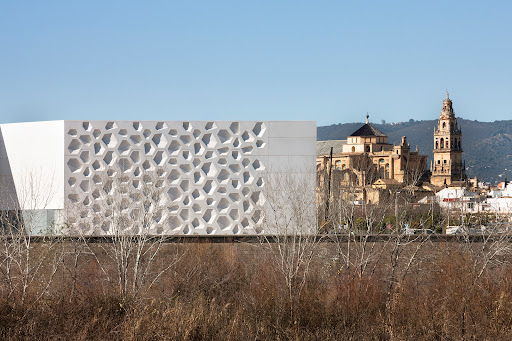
[2,240,512,340]
[387,246,512,340]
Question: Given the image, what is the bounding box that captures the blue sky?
[1,1,511,126]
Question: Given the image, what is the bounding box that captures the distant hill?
[317,119,512,184]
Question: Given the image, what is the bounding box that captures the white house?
[486,183,512,214]
[433,187,483,214]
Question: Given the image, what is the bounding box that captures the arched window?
[351,146,355,152]
[440,138,444,148]
[442,122,446,129]
[365,146,370,152]
[446,140,449,148]
[435,140,439,149]
[385,164,390,179]
[458,140,461,149]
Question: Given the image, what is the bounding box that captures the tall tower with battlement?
[430,92,466,186]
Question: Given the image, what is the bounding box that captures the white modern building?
[0,120,316,235]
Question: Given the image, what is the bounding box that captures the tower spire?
[441,90,454,117]
[432,93,465,186]
[366,113,369,124]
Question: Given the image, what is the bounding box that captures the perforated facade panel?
[0,120,316,235]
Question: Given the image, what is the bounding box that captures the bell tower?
[430,92,465,186]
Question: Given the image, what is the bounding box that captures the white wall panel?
[267,121,316,138]
[0,121,65,210]
[267,137,317,156]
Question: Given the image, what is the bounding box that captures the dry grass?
[1,241,512,340]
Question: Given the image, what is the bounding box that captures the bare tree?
[67,166,183,301]
[325,172,435,339]
[0,168,63,306]
[257,169,320,321]
[403,156,427,188]
[329,184,392,279]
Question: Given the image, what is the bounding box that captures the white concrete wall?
[0,121,65,211]
[264,122,317,235]
[63,120,316,235]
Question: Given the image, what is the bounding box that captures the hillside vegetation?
[318,119,512,183]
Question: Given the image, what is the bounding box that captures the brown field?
[1,238,512,340]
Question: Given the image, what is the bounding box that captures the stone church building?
[317,115,428,190]
[317,93,467,192]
